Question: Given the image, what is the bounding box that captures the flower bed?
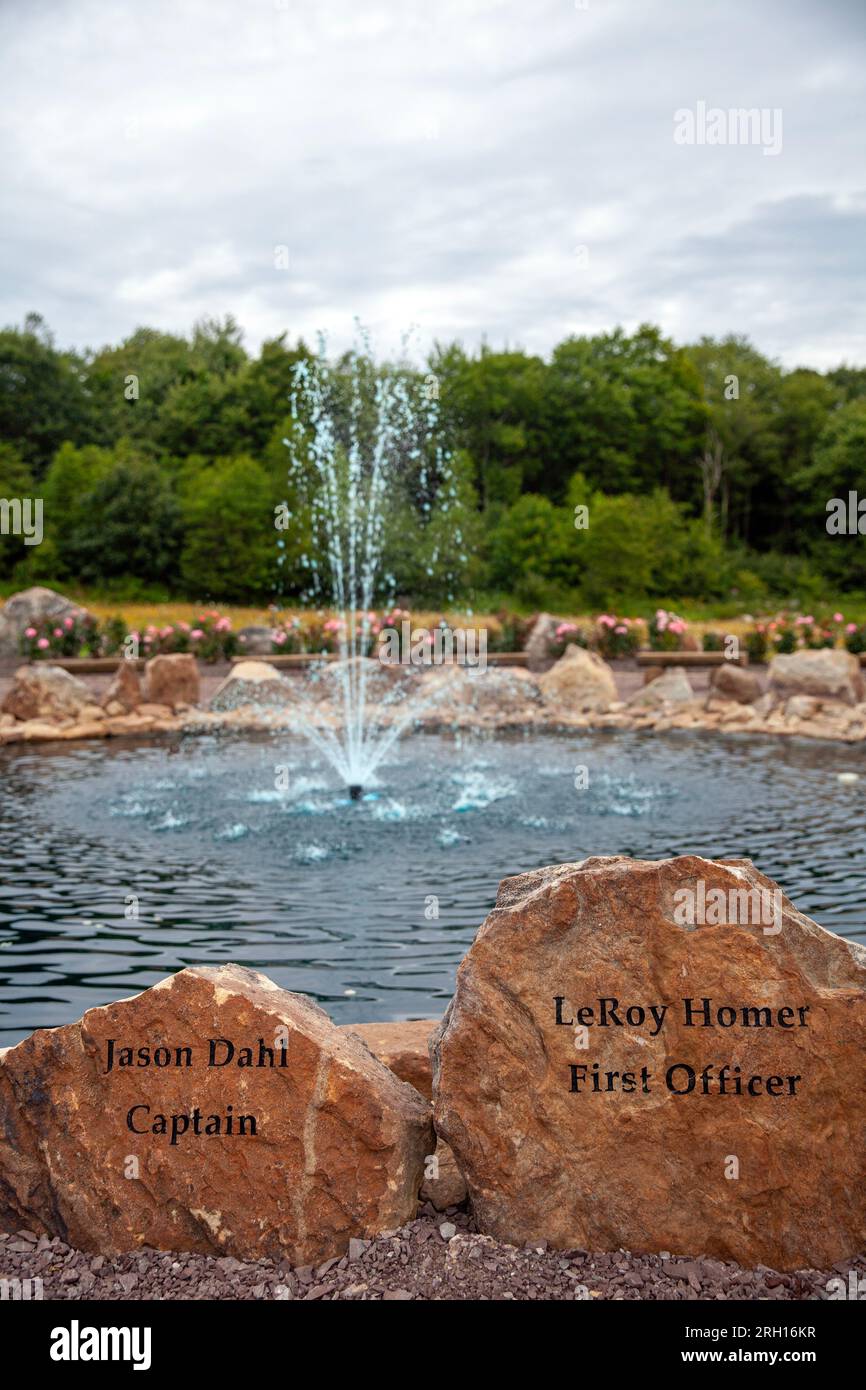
[22,610,104,661]
[745,611,854,662]
[21,610,238,664]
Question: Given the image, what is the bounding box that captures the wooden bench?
[232,652,337,668]
[484,652,529,666]
[45,657,145,674]
[231,651,530,669]
[636,650,749,669]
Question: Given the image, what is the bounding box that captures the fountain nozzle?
[348,784,364,801]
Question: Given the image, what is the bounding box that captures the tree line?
[1,312,864,608]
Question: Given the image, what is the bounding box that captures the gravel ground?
[2,1207,861,1301]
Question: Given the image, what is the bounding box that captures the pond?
[1,728,864,1046]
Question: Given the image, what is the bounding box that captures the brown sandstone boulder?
[144,653,200,709]
[710,662,762,704]
[432,855,866,1270]
[339,1019,439,1098]
[210,660,295,712]
[339,1019,467,1212]
[628,666,694,706]
[101,660,142,712]
[311,656,419,706]
[769,649,864,706]
[785,695,821,721]
[422,666,542,723]
[524,613,566,672]
[1,663,92,722]
[419,1139,468,1211]
[537,645,617,711]
[0,965,433,1263]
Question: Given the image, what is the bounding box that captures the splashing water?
[278,334,462,790]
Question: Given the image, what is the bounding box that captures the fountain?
[277,335,465,796]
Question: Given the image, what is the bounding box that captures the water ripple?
[0,729,864,1045]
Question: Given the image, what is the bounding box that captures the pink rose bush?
[843,621,866,656]
[648,608,688,652]
[140,612,237,663]
[593,614,641,660]
[547,620,588,659]
[744,611,863,661]
[19,609,237,663]
[19,610,101,660]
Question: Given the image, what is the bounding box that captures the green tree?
[180,455,277,601]
[430,342,548,507]
[684,336,784,545]
[488,494,573,592]
[570,485,725,607]
[60,458,181,586]
[792,399,866,589]
[237,334,314,454]
[0,315,98,473]
[86,328,198,451]
[546,326,706,501]
[381,449,484,604]
[40,441,116,577]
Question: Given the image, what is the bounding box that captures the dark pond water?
[1,728,864,1046]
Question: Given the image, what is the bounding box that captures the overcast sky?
[1,0,863,369]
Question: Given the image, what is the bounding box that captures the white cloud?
[0,0,863,367]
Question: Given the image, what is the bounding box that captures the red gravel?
[2,1206,860,1302]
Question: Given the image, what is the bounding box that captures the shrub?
[20,610,100,660]
[304,613,347,655]
[100,615,129,655]
[745,624,770,664]
[702,630,724,652]
[593,614,641,660]
[796,615,835,649]
[648,608,688,652]
[137,612,237,663]
[272,616,305,654]
[548,621,588,659]
[844,622,866,656]
[487,609,528,653]
[772,617,798,654]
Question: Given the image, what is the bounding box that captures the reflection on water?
[1,729,864,1046]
